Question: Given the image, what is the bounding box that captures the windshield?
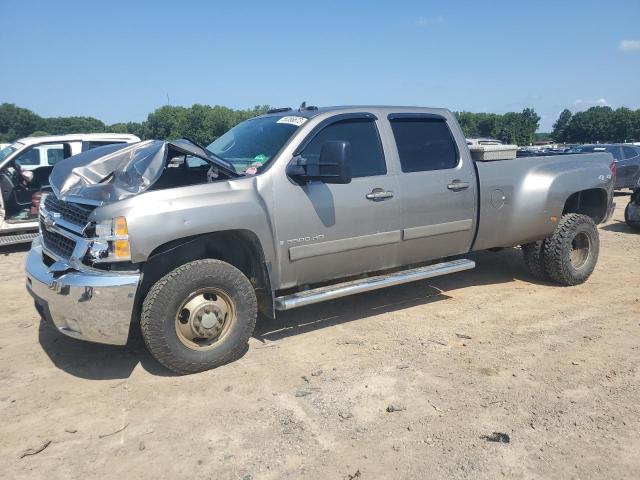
[0,142,23,162]
[206,115,304,174]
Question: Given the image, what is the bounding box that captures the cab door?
[386,113,477,265]
[272,114,401,289]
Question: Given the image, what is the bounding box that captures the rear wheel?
[522,240,548,280]
[141,259,257,374]
[543,213,599,286]
[625,203,640,230]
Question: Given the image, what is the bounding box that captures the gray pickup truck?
[25,106,616,374]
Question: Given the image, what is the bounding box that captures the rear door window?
[389,118,458,172]
[46,145,65,165]
[623,146,639,159]
[302,118,386,178]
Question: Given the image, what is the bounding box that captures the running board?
[0,232,39,247]
[275,258,475,311]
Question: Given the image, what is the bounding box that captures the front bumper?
[25,238,140,345]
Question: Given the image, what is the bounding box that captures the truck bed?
[472,152,614,251]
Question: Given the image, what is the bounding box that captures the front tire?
[141,259,257,374]
[543,214,599,286]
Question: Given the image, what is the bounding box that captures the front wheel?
[543,213,599,286]
[140,259,257,374]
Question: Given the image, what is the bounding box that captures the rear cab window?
[301,118,386,178]
[388,115,459,172]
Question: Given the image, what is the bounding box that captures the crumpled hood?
[50,139,237,204]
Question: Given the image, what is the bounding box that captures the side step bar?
[275,258,475,311]
[0,232,39,247]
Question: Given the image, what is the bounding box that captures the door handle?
[447,180,470,192]
[366,188,394,201]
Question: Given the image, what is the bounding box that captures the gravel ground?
[1,199,639,480]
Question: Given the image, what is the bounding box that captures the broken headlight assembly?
[87,216,131,263]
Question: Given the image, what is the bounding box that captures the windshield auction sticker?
[277,116,308,127]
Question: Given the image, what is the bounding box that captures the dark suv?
[568,144,640,189]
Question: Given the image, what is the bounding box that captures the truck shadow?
[38,247,542,379]
[37,320,178,379]
[254,248,543,342]
[600,220,637,233]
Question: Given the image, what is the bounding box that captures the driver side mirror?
[287,140,352,184]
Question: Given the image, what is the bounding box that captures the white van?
[0,133,140,245]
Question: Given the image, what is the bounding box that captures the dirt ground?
[1,198,639,480]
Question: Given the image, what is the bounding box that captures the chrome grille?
[44,195,94,228]
[40,220,76,259]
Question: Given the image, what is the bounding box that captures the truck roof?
[260,105,452,119]
[15,133,140,146]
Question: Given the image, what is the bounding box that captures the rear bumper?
[25,238,140,345]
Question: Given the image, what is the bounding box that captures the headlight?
[88,216,131,262]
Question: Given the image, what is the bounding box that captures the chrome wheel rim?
[569,232,591,269]
[175,288,235,351]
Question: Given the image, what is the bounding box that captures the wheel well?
[135,231,274,320]
[562,189,608,224]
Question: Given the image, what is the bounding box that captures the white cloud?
[416,15,445,27]
[619,39,640,51]
[572,98,609,109]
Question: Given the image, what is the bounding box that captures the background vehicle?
[0,134,139,246]
[25,106,615,374]
[567,144,640,189]
[466,137,502,146]
[625,179,640,230]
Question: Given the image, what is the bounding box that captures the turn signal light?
[114,216,128,236]
[113,217,130,260]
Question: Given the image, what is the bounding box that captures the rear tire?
[141,259,257,374]
[522,240,548,280]
[543,214,599,286]
[625,203,640,230]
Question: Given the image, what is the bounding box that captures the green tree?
[455,111,478,137]
[0,103,46,142]
[456,108,539,145]
[564,106,614,143]
[552,109,572,143]
[143,104,269,144]
[633,109,640,141]
[610,107,635,142]
[45,116,106,135]
[107,121,146,138]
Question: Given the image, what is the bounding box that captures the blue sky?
[1,0,639,131]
